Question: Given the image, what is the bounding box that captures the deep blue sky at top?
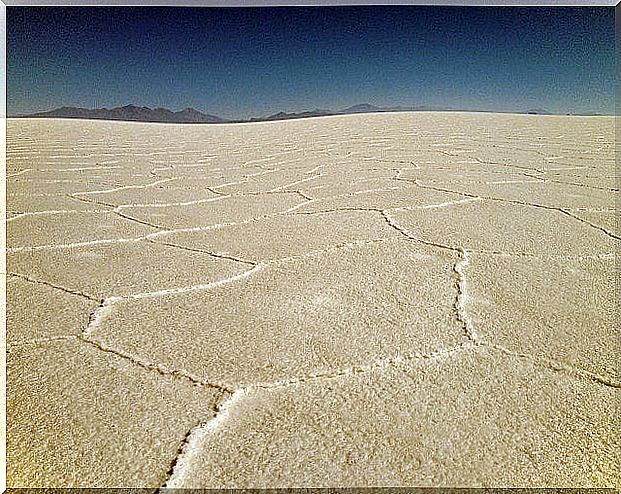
[7,6,615,117]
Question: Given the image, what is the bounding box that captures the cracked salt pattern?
[5,113,620,488]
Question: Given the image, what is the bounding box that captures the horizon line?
[11,102,613,120]
[10,107,614,124]
[13,102,612,117]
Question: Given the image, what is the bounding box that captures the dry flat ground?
[5,113,619,488]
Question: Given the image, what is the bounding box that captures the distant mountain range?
[17,103,597,123]
[21,105,227,123]
[18,103,453,123]
[257,103,451,121]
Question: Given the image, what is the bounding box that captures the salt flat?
[5,112,619,488]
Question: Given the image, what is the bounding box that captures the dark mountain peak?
[340,103,381,113]
[179,107,202,114]
[266,108,333,121]
[267,111,290,119]
[174,107,224,122]
[175,107,206,117]
[116,104,152,113]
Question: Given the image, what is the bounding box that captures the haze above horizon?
[7,6,615,118]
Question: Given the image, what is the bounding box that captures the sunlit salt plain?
[5,112,619,488]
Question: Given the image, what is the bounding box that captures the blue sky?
[7,6,615,117]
